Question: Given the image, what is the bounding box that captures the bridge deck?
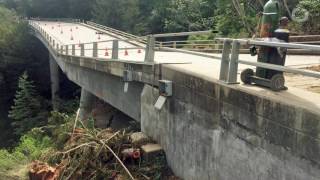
[35,21,320,112]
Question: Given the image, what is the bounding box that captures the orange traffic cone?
[137,49,142,54]
[124,49,129,56]
[105,48,109,56]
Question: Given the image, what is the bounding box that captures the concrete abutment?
[140,64,320,179]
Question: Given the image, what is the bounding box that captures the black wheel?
[270,74,285,91]
[241,68,254,84]
[249,46,257,56]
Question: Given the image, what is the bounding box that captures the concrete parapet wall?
[141,66,320,180]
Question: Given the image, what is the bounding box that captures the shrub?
[294,0,320,34]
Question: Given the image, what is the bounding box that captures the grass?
[0,128,54,179]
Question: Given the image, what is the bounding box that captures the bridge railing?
[155,38,320,55]
[29,17,81,23]
[148,31,320,83]
[85,21,147,45]
[29,20,151,64]
[29,20,320,84]
[215,38,320,83]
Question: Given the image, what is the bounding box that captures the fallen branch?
[72,108,80,135]
[100,140,135,180]
[62,142,96,155]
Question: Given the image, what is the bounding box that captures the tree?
[8,72,46,137]
[294,0,320,34]
[214,0,244,37]
[68,0,94,20]
[149,0,216,33]
[92,0,140,33]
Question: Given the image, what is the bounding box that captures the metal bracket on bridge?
[154,80,173,110]
[154,96,167,110]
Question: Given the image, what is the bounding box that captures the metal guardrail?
[29,17,81,23]
[85,21,147,44]
[152,30,212,38]
[29,20,148,64]
[29,19,320,86]
[156,37,320,54]
[216,38,320,84]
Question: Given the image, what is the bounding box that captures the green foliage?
[294,0,320,34]
[6,0,317,37]
[0,6,52,147]
[146,0,216,34]
[0,6,16,42]
[92,0,140,33]
[0,150,18,170]
[13,130,52,161]
[47,111,74,149]
[8,72,48,137]
[68,0,94,20]
[5,0,93,19]
[0,129,53,171]
[213,0,259,37]
[0,110,76,175]
[162,0,215,32]
[55,97,79,114]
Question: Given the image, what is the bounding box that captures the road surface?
[33,21,320,112]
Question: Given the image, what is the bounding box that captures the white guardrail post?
[80,44,85,56]
[144,35,155,63]
[60,45,63,54]
[65,45,69,55]
[112,40,119,59]
[93,42,98,57]
[72,45,75,55]
[219,39,232,81]
[227,40,240,84]
[56,43,60,53]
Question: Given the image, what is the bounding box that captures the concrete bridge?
[29,19,320,180]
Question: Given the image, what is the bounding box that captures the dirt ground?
[285,65,320,94]
[0,164,29,180]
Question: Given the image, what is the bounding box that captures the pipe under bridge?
[29,19,320,180]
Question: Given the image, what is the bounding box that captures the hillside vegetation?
[3,0,320,36]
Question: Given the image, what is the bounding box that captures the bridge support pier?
[49,55,60,110]
[79,88,96,123]
[79,88,117,127]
